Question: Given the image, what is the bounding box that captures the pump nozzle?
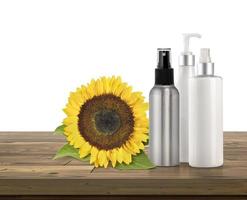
[183,33,201,54]
[157,48,171,69]
[179,33,201,66]
[200,48,212,63]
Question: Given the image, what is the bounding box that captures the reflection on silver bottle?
[149,86,179,166]
[148,49,179,166]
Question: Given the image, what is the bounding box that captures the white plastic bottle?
[177,33,201,163]
[189,48,223,168]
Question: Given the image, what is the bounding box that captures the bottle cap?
[197,48,214,75]
[155,48,174,85]
[179,33,201,66]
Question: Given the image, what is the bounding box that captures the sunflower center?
[78,94,134,150]
[94,109,121,135]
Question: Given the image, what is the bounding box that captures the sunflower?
[63,76,148,168]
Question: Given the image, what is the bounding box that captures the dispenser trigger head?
[182,33,201,54]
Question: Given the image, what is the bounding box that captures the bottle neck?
[179,54,195,66]
[155,68,174,85]
[197,63,214,76]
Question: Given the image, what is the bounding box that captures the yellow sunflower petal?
[68,91,84,107]
[125,140,140,155]
[98,150,109,168]
[63,106,79,116]
[64,123,78,133]
[123,144,134,155]
[86,79,97,98]
[74,135,85,148]
[67,132,76,143]
[90,146,99,165]
[79,142,92,158]
[116,148,123,163]
[134,117,149,128]
[133,106,149,118]
[95,78,104,95]
[80,86,92,101]
[102,76,110,93]
[111,77,123,95]
[120,86,132,101]
[114,82,128,96]
[122,148,132,165]
[134,127,149,133]
[127,92,144,106]
[108,76,116,90]
[109,149,117,167]
[63,116,78,126]
[134,102,149,111]
[132,132,149,143]
[94,159,99,167]
[67,101,80,111]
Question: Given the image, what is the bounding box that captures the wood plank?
[0,142,65,156]
[91,163,247,179]
[0,132,246,196]
[0,155,72,166]
[0,132,89,166]
[0,132,64,142]
[1,196,247,200]
[0,179,246,195]
[0,166,93,179]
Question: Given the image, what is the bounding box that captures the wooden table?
[0,132,246,200]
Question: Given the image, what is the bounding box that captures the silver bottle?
[149,48,179,166]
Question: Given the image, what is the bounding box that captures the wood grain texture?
[1,196,247,200]
[0,131,246,196]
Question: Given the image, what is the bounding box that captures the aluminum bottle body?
[176,66,194,163]
[189,76,223,168]
[149,85,179,166]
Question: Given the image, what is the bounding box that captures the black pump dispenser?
[155,48,174,85]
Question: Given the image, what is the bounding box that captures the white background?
[0,0,246,131]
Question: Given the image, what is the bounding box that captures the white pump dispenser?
[179,33,201,66]
[177,33,201,163]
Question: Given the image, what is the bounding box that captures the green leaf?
[115,150,155,170]
[54,125,65,135]
[53,143,90,162]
